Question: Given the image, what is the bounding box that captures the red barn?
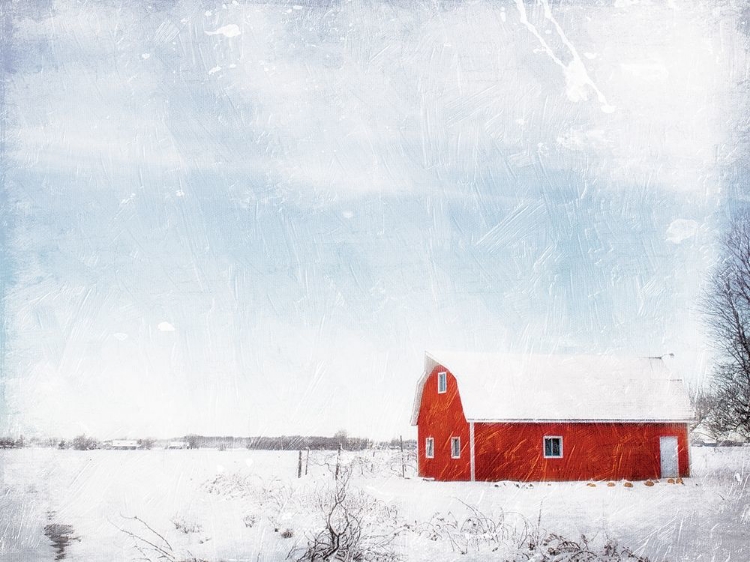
[411,351,693,482]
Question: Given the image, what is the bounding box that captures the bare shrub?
[117,515,207,562]
[204,471,295,529]
[515,533,651,561]
[171,516,202,534]
[257,478,296,530]
[415,503,649,561]
[261,479,294,513]
[203,472,255,499]
[460,501,512,552]
[418,512,466,553]
[416,500,527,556]
[291,468,404,562]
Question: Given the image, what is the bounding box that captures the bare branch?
[701,211,750,438]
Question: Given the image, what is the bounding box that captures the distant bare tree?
[333,429,348,450]
[138,438,156,450]
[703,212,750,438]
[72,434,99,450]
[0,436,21,448]
[689,388,726,440]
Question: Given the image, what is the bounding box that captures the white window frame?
[425,437,434,459]
[451,436,461,459]
[543,436,563,459]
[438,371,447,394]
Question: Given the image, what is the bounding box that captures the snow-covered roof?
[111,439,140,447]
[410,350,694,425]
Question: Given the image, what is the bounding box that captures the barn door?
[659,436,678,478]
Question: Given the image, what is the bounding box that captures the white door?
[659,436,678,478]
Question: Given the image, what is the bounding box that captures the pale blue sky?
[0,0,748,439]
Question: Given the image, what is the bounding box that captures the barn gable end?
[415,366,471,481]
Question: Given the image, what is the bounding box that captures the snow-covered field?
[1,447,748,561]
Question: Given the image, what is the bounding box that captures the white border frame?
[425,437,435,459]
[543,435,563,458]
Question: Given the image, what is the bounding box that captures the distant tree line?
[245,434,372,451]
[184,431,407,451]
[0,436,24,448]
[0,432,416,451]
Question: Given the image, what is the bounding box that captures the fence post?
[400,435,405,478]
[297,450,302,479]
[335,444,342,480]
[305,447,310,475]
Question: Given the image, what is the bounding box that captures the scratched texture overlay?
[0,0,749,561]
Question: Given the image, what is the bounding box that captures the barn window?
[438,371,447,393]
[544,436,563,458]
[425,438,434,459]
[451,437,461,458]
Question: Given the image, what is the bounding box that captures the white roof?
[111,439,139,446]
[411,350,694,425]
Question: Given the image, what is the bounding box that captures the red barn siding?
[474,422,690,481]
[416,367,471,481]
[416,364,691,482]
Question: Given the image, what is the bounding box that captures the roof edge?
[409,370,429,426]
[410,352,443,425]
[465,418,695,424]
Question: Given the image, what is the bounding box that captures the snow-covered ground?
[1,447,748,561]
